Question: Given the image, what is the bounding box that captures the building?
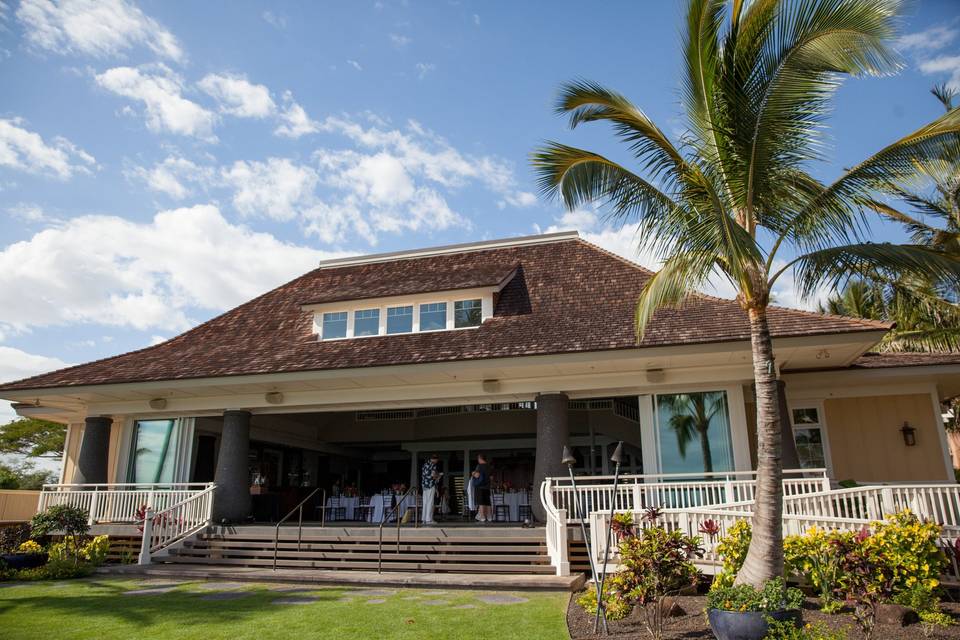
[2,231,958,577]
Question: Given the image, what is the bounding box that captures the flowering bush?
[784,526,854,613]
[763,619,850,640]
[16,540,43,555]
[575,583,631,621]
[48,535,110,567]
[711,520,751,590]
[866,510,945,595]
[30,505,89,565]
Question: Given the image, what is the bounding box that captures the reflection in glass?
[129,419,179,483]
[656,391,733,473]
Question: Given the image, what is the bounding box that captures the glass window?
[386,305,413,334]
[419,302,447,331]
[454,299,482,328]
[321,311,347,339]
[655,391,734,474]
[790,407,827,470]
[354,308,380,337]
[128,419,180,484]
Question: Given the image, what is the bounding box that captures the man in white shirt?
[421,454,441,525]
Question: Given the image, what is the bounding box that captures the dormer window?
[419,302,447,331]
[354,308,380,337]
[321,311,348,339]
[455,299,482,328]
[386,305,414,334]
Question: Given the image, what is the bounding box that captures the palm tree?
[533,0,960,586]
[660,392,728,473]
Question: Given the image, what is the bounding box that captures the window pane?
[386,305,413,334]
[322,311,347,339]
[792,407,820,425]
[454,299,482,328]
[354,308,380,337]
[419,302,447,331]
[794,427,826,469]
[655,391,734,474]
[129,419,179,484]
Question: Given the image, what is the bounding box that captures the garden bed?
[567,593,960,639]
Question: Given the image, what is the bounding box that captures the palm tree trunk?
[698,426,713,473]
[734,306,784,586]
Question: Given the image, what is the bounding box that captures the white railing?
[543,469,829,524]
[139,484,216,564]
[39,483,213,525]
[539,479,570,576]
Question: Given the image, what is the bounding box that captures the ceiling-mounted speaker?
[481,379,501,393]
[645,368,665,384]
[148,398,167,410]
[265,391,284,405]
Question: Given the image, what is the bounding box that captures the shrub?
[784,527,854,613]
[81,535,110,566]
[711,520,751,590]
[0,523,32,554]
[611,511,635,541]
[16,558,93,581]
[764,619,850,640]
[706,577,804,613]
[867,510,945,596]
[608,520,703,640]
[919,610,955,637]
[575,584,631,621]
[30,505,89,565]
[16,540,43,555]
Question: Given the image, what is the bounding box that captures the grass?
[0,577,570,640]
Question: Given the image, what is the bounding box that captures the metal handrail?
[273,488,323,571]
[377,486,419,574]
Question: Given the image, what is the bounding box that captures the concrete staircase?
[164,524,556,574]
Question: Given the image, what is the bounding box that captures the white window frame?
[787,400,833,475]
[418,301,448,333]
[320,311,348,340]
[353,307,380,338]
[385,304,415,335]
[453,298,484,329]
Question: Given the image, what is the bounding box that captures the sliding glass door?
[127,419,181,483]
[655,390,735,474]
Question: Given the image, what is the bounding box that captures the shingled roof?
[0,236,890,392]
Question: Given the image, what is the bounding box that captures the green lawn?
[0,577,570,640]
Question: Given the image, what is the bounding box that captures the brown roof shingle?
[0,238,890,392]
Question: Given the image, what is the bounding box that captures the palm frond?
[635,252,717,339]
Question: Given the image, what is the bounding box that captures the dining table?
[494,491,529,522]
[368,493,416,523]
[324,495,360,521]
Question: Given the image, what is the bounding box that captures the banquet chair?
[518,504,532,522]
[326,496,347,522]
[492,493,511,522]
[355,496,375,522]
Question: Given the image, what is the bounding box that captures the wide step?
[161,525,555,575]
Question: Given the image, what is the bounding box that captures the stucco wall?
[824,393,950,483]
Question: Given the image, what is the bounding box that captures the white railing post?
[631,484,642,511]
[138,508,154,565]
[881,488,895,516]
[821,474,832,493]
[724,479,735,505]
[556,508,570,577]
[87,490,99,526]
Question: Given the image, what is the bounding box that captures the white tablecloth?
[368,494,415,523]
[325,496,360,521]
[493,492,529,521]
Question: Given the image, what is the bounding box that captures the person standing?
[421,454,441,525]
[474,453,492,523]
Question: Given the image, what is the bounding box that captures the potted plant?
[0,523,46,570]
[706,577,804,640]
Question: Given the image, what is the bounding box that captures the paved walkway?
[99,564,584,592]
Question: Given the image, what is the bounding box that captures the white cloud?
[6,202,49,222]
[415,62,435,79]
[897,23,958,53]
[472,14,480,26]
[346,59,363,71]
[126,154,213,199]
[0,117,96,179]
[0,204,339,336]
[919,55,960,91]
[261,10,286,29]
[198,73,276,118]
[96,64,218,140]
[274,92,319,138]
[221,158,319,221]
[389,33,411,47]
[16,0,183,62]
[0,346,72,425]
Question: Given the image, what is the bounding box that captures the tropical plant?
[706,577,803,612]
[532,0,960,585]
[30,505,90,566]
[711,519,752,590]
[784,526,853,613]
[764,619,850,640]
[575,583,632,621]
[659,391,727,472]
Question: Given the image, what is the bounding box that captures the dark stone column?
[532,393,569,522]
[213,410,251,523]
[777,380,801,470]
[74,417,112,485]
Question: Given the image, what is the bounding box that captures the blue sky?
[1,0,960,427]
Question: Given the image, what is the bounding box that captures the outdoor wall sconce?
[900,422,917,447]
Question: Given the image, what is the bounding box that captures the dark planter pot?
[707,608,802,640]
[0,553,47,570]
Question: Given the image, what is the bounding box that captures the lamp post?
[563,445,608,634]
[593,441,623,634]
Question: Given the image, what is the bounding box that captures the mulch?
[567,594,960,639]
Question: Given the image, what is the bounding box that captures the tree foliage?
[0,418,66,459]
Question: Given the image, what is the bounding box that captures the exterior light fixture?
[481,379,501,393]
[644,369,665,384]
[265,391,284,405]
[148,398,167,410]
[900,422,917,447]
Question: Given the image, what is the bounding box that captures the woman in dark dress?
[473,453,492,523]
